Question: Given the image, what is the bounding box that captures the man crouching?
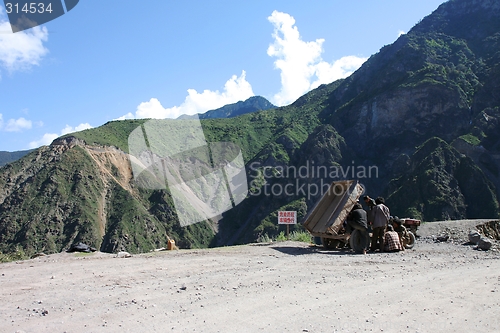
[345,203,370,254]
[384,224,403,252]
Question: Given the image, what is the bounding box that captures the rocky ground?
[1,220,499,333]
[418,219,496,241]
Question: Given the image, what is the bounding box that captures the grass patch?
[256,230,312,243]
[72,252,96,257]
[0,247,29,263]
[459,134,481,146]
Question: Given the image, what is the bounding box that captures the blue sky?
[0,0,446,151]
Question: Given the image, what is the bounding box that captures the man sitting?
[384,224,403,252]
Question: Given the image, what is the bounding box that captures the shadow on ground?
[270,244,360,256]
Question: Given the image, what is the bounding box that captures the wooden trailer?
[302,180,368,251]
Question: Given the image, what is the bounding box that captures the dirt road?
[1,221,499,333]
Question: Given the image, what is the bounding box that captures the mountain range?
[0,150,33,167]
[1,0,499,257]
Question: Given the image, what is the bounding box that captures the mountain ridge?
[0,150,33,167]
[177,96,275,120]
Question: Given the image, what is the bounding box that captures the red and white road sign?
[278,211,297,224]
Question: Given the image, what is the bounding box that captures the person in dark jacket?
[370,197,390,252]
[363,195,376,226]
[363,195,376,208]
[346,202,369,254]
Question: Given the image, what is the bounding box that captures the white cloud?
[310,55,368,89]
[0,10,49,74]
[267,11,367,106]
[61,123,93,135]
[29,123,93,148]
[114,112,135,121]
[398,30,406,37]
[28,133,58,148]
[4,117,32,132]
[0,113,33,132]
[119,71,254,120]
[135,98,174,119]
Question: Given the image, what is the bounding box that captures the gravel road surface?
[1,220,499,333]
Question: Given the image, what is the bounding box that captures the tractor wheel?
[405,231,416,249]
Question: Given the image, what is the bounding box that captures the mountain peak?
[410,0,500,38]
[177,96,275,120]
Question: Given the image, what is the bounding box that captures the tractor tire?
[405,231,416,249]
[349,229,370,253]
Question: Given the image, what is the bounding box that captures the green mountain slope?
[387,137,498,221]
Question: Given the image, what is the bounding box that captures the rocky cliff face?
[387,137,498,220]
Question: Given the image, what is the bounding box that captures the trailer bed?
[302,180,364,239]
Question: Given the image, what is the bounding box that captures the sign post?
[278,211,297,240]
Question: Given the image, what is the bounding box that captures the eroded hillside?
[0,137,215,256]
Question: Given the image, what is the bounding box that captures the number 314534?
[5,2,54,14]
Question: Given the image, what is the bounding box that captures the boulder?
[66,242,97,253]
[436,235,449,242]
[477,238,493,251]
[116,251,132,258]
[468,230,481,244]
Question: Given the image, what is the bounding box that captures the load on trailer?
[302,180,365,251]
[302,180,418,252]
